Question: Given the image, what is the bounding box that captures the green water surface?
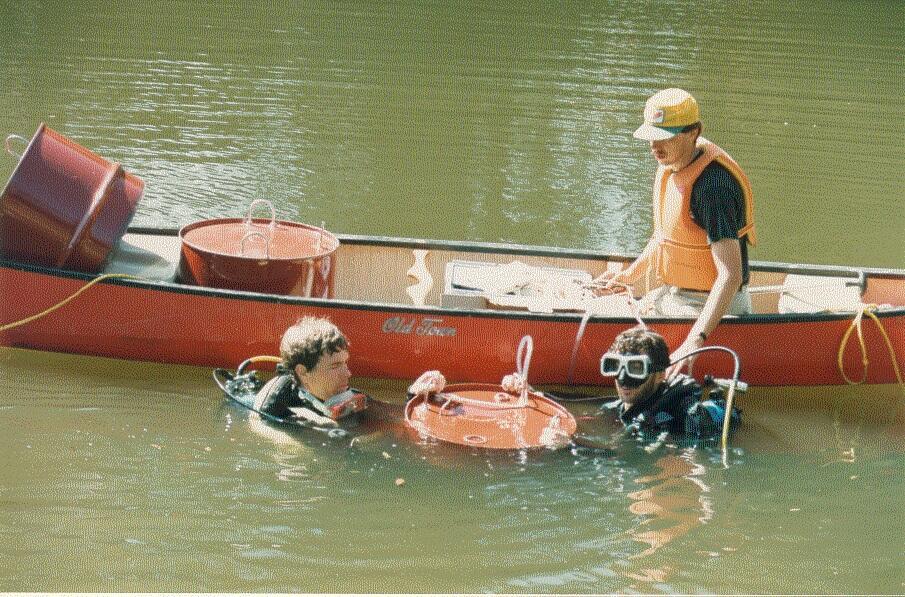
[0,0,903,593]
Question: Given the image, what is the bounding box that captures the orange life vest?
[652,138,757,291]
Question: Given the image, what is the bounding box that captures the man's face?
[649,130,695,169]
[296,349,352,401]
[612,351,665,407]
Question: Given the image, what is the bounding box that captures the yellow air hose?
[665,345,742,461]
[837,303,904,397]
[0,273,140,332]
[720,381,737,453]
[236,355,283,376]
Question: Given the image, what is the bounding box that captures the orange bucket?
[0,123,144,272]
[405,383,577,450]
[177,200,339,297]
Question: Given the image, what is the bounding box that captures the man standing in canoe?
[596,88,756,377]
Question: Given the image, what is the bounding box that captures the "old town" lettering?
[382,316,457,337]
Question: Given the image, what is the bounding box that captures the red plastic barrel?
[177,206,339,297]
[404,383,578,449]
[0,123,144,272]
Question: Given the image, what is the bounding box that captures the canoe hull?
[2,260,902,387]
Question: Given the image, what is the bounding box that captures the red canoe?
[1,227,903,387]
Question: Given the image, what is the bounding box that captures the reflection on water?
[1,346,904,592]
[244,410,312,454]
[1,1,902,265]
[625,452,711,561]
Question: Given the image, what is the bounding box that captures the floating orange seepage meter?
[404,336,578,449]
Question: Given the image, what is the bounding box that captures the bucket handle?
[4,134,27,159]
[239,231,271,259]
[244,199,277,231]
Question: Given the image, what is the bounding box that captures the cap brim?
[633,123,679,141]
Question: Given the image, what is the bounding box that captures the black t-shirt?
[689,160,750,285]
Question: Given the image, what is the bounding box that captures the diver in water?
[599,327,740,438]
[253,316,369,427]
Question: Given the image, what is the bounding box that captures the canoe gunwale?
[127,226,905,280]
[3,231,903,385]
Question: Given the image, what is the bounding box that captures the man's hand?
[666,333,705,380]
[589,270,630,296]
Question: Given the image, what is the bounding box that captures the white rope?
[514,335,533,407]
[567,280,647,384]
[409,335,539,412]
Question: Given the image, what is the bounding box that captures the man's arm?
[594,235,660,290]
[665,237,743,378]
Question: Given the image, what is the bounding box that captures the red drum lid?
[404,383,577,450]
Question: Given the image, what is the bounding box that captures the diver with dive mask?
[599,327,740,438]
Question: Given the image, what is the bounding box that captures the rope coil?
[408,335,538,414]
[513,335,533,406]
[837,303,904,395]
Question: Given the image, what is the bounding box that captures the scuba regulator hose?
[213,355,282,394]
[668,345,743,456]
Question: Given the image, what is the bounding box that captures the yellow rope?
[0,273,139,332]
[837,303,905,395]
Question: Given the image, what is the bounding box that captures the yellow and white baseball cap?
[633,88,700,141]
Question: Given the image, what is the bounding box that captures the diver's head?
[601,327,669,406]
[280,316,351,400]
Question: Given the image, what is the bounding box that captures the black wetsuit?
[254,374,305,420]
[253,374,369,422]
[603,374,740,439]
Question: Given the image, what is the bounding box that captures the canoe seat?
[103,233,180,281]
[777,273,863,313]
[442,259,595,312]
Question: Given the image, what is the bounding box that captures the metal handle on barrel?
[244,199,277,231]
[242,200,276,259]
[239,231,271,259]
[4,134,27,159]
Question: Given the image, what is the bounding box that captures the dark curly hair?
[607,327,670,372]
[280,316,349,376]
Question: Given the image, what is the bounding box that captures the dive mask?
[600,353,654,385]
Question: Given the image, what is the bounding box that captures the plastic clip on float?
[404,336,578,449]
